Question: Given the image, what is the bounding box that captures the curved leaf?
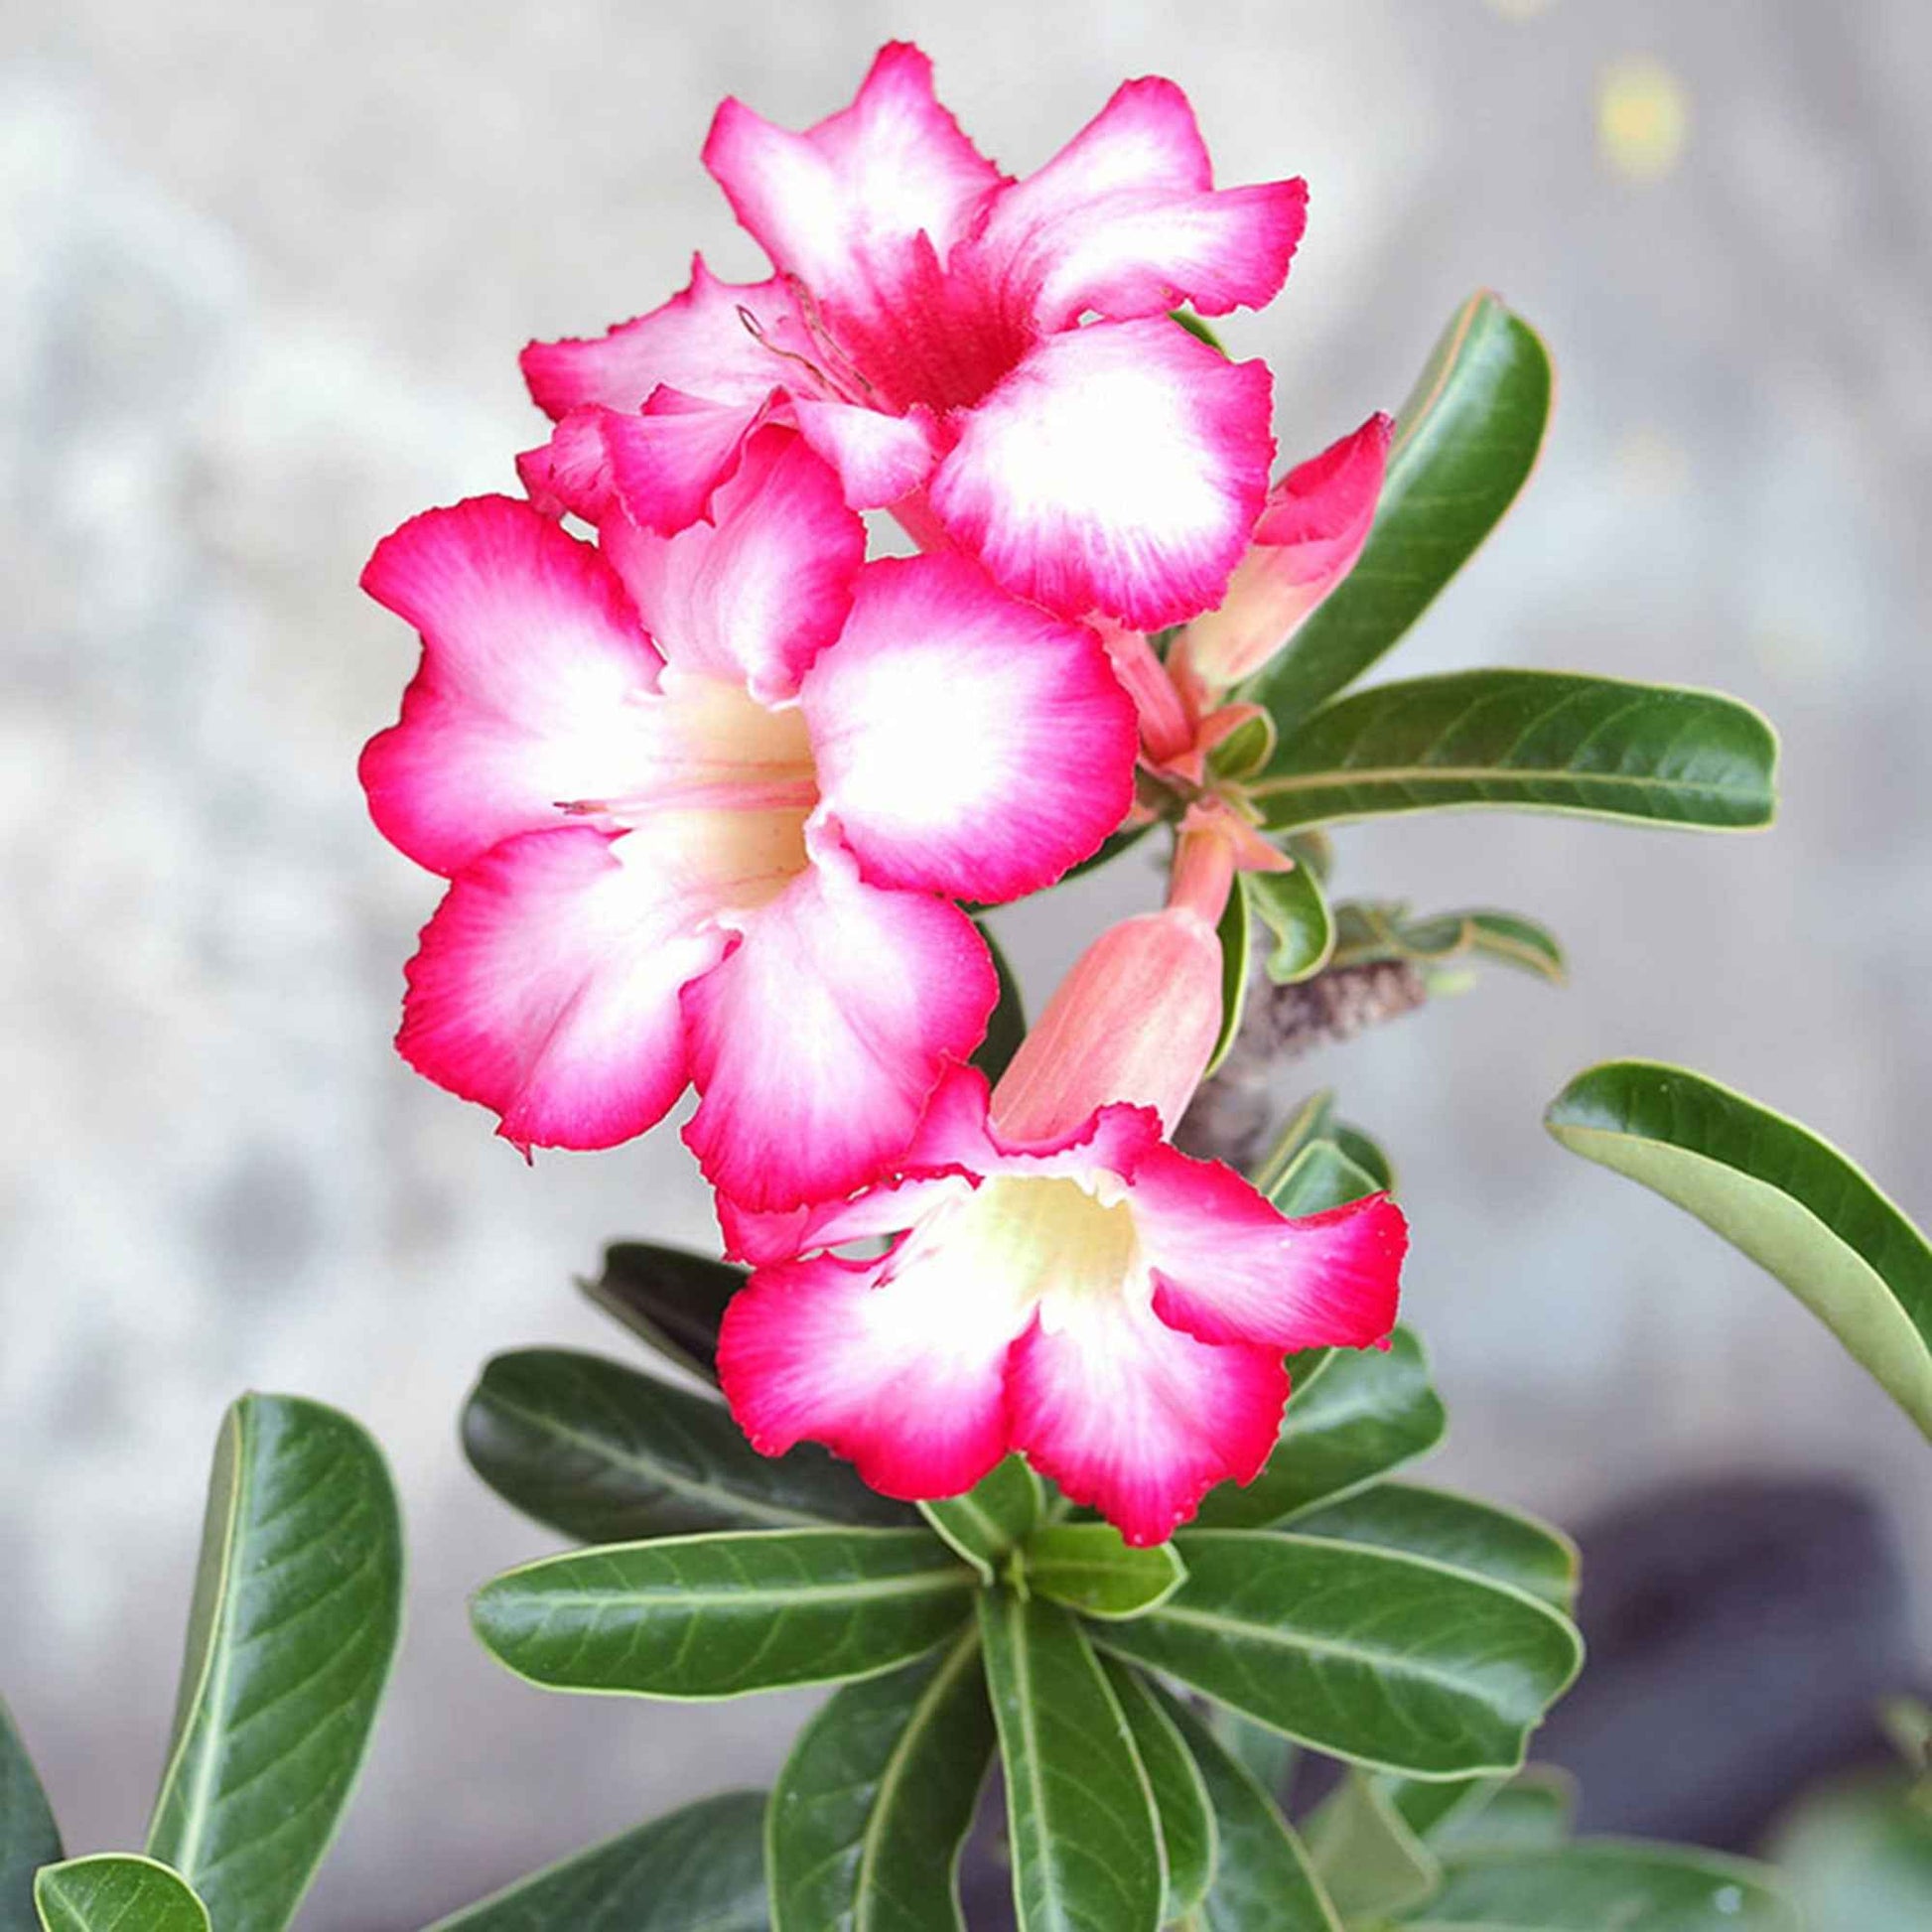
[1548,1060,1932,1441]
[1249,292,1552,734]
[145,1396,402,1932]
[1266,1142,1385,1220]
[1307,1771,1440,1923]
[581,1241,744,1385]
[1194,1329,1445,1530]
[1331,1124,1396,1192]
[425,1790,767,1930]
[1024,1524,1185,1621]
[1162,1695,1341,1931]
[472,1529,976,1700]
[35,1859,207,1932]
[464,1349,915,1543]
[767,1631,991,1932]
[1100,1662,1217,1923]
[1426,1767,1577,1855]
[1245,867,1334,985]
[1249,670,1778,834]
[970,921,1029,1088]
[1403,1842,1801,1929]
[2,1700,61,1932]
[1253,1091,1337,1197]
[1204,870,1252,1079]
[1292,1483,1578,1612]
[1094,1533,1583,1778]
[979,1592,1164,1932]
[919,1458,1042,1581]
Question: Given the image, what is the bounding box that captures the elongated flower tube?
[360,428,1137,1210]
[1171,411,1391,698]
[718,906,1406,1545]
[520,43,1307,630]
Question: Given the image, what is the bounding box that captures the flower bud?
[1175,412,1391,696]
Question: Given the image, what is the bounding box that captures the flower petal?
[971,76,1308,330]
[1009,1297,1287,1546]
[1132,1144,1406,1350]
[600,388,779,536]
[802,552,1137,901]
[681,846,998,1209]
[359,496,663,876]
[791,396,941,507]
[927,318,1275,629]
[520,254,798,418]
[399,823,734,1153]
[702,43,1005,317]
[718,1246,1024,1499]
[601,425,863,703]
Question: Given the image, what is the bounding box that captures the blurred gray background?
[4,0,1930,1920]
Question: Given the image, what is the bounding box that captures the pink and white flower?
[360,426,1138,1210]
[521,43,1307,630]
[718,903,1406,1545]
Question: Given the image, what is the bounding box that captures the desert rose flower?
[520,43,1308,630]
[360,428,1137,1209]
[718,892,1406,1545]
[1172,411,1391,699]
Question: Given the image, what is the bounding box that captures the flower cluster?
[363,45,1405,1544]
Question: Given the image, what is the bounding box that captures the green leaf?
[472,1529,977,1700]
[1204,868,1252,1079]
[145,1395,402,1932]
[1305,1771,1440,1922]
[1252,1091,1337,1197]
[1093,1533,1583,1778]
[2,1700,61,1932]
[1266,1142,1386,1222]
[978,1592,1165,1932]
[918,1457,1042,1581]
[970,920,1029,1087]
[464,1349,915,1544]
[1195,1328,1445,1530]
[1023,1524,1186,1621]
[1247,292,1552,734]
[1211,1711,1299,1808]
[1250,670,1778,835]
[1327,903,1565,987]
[1465,911,1566,983]
[581,1241,744,1386]
[1330,1123,1396,1192]
[1100,1662,1217,1923]
[1768,1772,1932,1932]
[1162,1695,1342,1931]
[35,1858,208,1932]
[1402,1842,1801,1930]
[1169,310,1227,355]
[1426,1766,1577,1855]
[1291,1482,1578,1612]
[424,1790,768,1930]
[1245,867,1334,985]
[1547,1060,1932,1441]
[766,1630,992,1932]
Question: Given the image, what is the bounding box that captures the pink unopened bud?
[991,907,1223,1145]
[1175,412,1391,696]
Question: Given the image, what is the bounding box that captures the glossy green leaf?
[1403,1842,1801,1930]
[1266,1144,1386,1227]
[1099,1662,1216,1922]
[1291,1482,1578,1612]
[1248,292,1551,734]
[1768,1773,1932,1932]
[1245,867,1334,984]
[1249,670,1778,835]
[1466,911,1566,983]
[978,1592,1164,1932]
[1252,1092,1337,1197]
[145,1395,402,1932]
[35,1858,207,1932]
[2,1700,61,1932]
[767,1630,992,1932]
[1306,1771,1440,1922]
[472,1529,976,1700]
[1204,867,1252,1079]
[581,1241,744,1385]
[1195,1328,1445,1530]
[1162,1695,1341,1931]
[1548,1060,1932,1440]
[970,921,1028,1087]
[1328,902,1564,986]
[1024,1524,1185,1621]
[1331,1123,1395,1192]
[1094,1533,1582,1778]
[1426,1766,1577,1855]
[425,1790,767,1930]
[464,1349,914,1544]
[919,1457,1042,1581]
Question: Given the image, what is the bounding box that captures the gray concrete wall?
[3,1,1929,1922]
